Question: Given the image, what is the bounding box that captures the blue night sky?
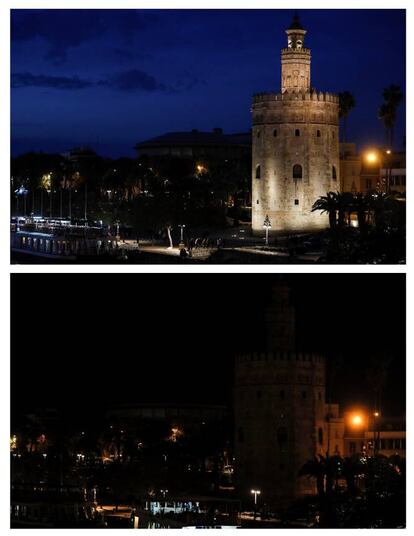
[11,9,406,157]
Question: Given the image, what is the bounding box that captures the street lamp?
[364,149,392,193]
[383,149,392,194]
[178,224,186,247]
[373,411,381,456]
[365,151,378,164]
[160,489,168,499]
[251,489,261,505]
[263,215,271,247]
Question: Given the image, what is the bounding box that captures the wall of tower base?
[252,209,329,234]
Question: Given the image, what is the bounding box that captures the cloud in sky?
[11,72,94,90]
[11,69,203,93]
[11,9,158,63]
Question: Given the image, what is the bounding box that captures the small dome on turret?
[288,12,304,31]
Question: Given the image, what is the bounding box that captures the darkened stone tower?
[234,279,327,506]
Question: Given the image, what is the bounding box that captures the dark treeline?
[11,149,252,236]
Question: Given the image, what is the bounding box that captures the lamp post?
[251,489,261,505]
[373,411,381,456]
[348,411,367,455]
[384,149,392,194]
[84,181,88,227]
[251,489,261,519]
[364,149,392,193]
[263,215,271,247]
[178,224,186,247]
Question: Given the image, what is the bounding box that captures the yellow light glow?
[365,152,378,164]
[196,164,207,174]
[349,412,366,428]
[374,411,380,417]
[385,150,391,155]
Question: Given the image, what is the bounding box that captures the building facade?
[135,129,251,161]
[340,143,406,195]
[252,14,339,233]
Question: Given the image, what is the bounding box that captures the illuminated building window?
[293,164,302,179]
[255,165,261,179]
[332,166,337,180]
[295,129,300,137]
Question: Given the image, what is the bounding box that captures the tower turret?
[281,13,311,93]
[265,280,295,352]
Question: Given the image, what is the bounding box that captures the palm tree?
[299,455,342,498]
[342,454,366,496]
[368,192,396,232]
[312,192,338,229]
[378,85,403,148]
[352,193,365,231]
[336,192,354,228]
[338,91,356,143]
[299,456,327,498]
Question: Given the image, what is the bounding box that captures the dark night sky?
[11,274,405,423]
[11,9,406,157]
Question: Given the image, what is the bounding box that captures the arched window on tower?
[295,129,300,137]
[273,129,278,137]
[293,164,303,180]
[317,129,321,137]
[332,165,337,180]
[255,165,261,179]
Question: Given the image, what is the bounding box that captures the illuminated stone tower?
[251,13,340,233]
[234,279,327,506]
